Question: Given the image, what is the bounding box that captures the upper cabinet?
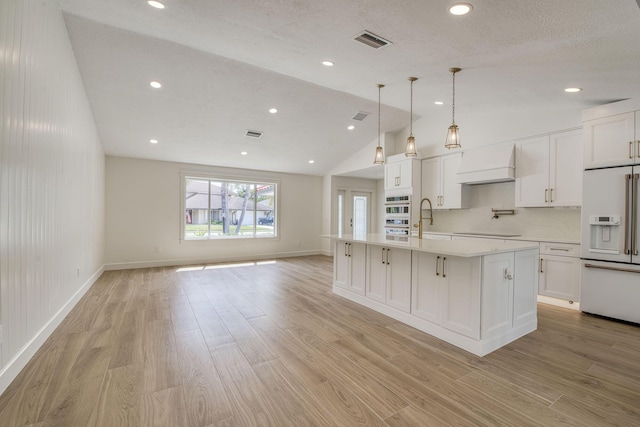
[384,156,420,192]
[583,111,640,168]
[422,153,468,210]
[515,129,582,207]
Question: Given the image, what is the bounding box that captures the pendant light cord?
[451,71,456,125]
[409,79,414,136]
[377,84,382,147]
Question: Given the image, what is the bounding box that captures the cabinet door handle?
[386,248,390,265]
[637,140,640,158]
[540,258,543,273]
[436,256,440,276]
[549,188,553,203]
[544,189,548,203]
[441,195,444,206]
[630,141,634,159]
[344,243,348,257]
[381,247,385,264]
[442,257,447,278]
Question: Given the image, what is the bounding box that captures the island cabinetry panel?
[481,249,539,340]
[367,245,412,312]
[334,240,366,295]
[411,252,481,339]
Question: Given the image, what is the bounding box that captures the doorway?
[337,190,371,236]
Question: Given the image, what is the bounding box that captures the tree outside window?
[184,177,276,239]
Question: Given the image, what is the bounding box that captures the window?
[184,176,277,240]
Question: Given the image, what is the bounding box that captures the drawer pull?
[436,256,440,276]
[442,257,447,278]
[549,247,570,252]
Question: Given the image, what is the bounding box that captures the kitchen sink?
[453,232,522,237]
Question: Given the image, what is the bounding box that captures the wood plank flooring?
[0,255,639,426]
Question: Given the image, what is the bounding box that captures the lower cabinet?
[334,239,539,356]
[367,245,412,312]
[481,249,538,340]
[334,240,366,295]
[412,252,480,338]
[412,249,539,341]
[538,243,581,302]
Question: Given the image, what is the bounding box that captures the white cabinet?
[515,129,582,207]
[367,245,412,312]
[421,153,468,209]
[412,252,481,339]
[413,249,538,342]
[385,157,420,192]
[334,240,366,295]
[584,111,639,168]
[539,242,581,302]
[481,249,538,340]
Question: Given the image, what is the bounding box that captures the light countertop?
[328,233,539,257]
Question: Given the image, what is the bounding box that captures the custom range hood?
[457,142,515,184]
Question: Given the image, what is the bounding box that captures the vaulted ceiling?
[59,0,640,176]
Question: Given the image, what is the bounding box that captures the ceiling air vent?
[353,31,392,49]
[352,111,370,121]
[244,130,263,138]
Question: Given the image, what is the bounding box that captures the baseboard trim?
[537,295,580,311]
[0,265,105,395]
[104,250,325,270]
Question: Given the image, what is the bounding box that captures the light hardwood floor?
[0,255,639,426]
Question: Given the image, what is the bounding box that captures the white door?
[550,129,583,207]
[583,112,636,169]
[337,190,372,237]
[440,153,463,209]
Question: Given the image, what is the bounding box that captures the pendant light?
[445,67,462,149]
[373,84,385,165]
[405,77,418,157]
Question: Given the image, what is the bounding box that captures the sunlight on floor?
[176,260,277,272]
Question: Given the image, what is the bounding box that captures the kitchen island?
[330,233,540,356]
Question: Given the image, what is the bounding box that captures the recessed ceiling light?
[434,101,444,105]
[240,151,248,156]
[147,1,165,9]
[308,160,315,164]
[150,139,158,144]
[347,125,355,130]
[269,107,278,114]
[449,3,473,15]
[322,60,335,67]
[150,81,162,89]
[564,87,582,93]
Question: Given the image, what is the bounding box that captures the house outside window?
[183,176,277,240]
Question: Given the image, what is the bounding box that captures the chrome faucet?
[414,198,433,239]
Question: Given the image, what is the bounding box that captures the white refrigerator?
[581,166,640,324]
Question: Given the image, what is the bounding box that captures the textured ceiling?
[59,0,640,176]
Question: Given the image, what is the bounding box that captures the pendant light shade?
[373,84,385,165]
[405,77,418,157]
[445,68,462,149]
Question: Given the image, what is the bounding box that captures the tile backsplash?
[426,181,581,241]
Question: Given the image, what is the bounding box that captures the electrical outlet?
[76,268,80,277]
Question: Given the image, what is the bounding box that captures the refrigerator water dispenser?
[588,215,621,253]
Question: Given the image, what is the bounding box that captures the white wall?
[105,156,323,268]
[0,0,105,393]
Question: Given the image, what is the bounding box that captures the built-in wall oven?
[385,195,411,235]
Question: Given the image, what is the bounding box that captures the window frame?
[180,172,279,241]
